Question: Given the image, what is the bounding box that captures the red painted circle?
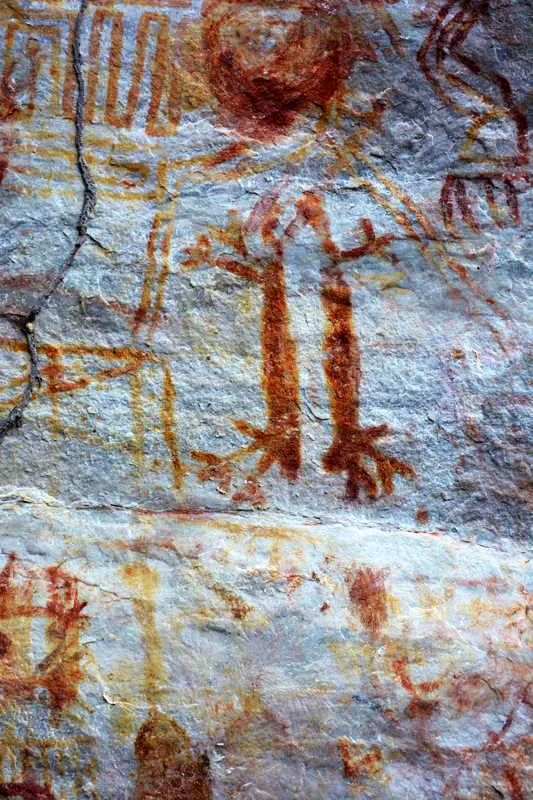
[202,0,357,139]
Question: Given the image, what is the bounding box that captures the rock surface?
[0,0,531,797]
[0,490,531,798]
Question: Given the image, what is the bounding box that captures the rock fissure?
[0,0,96,443]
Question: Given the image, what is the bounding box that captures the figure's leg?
[256,256,301,480]
[292,190,414,499]
[320,256,414,500]
[229,198,301,483]
[189,200,301,496]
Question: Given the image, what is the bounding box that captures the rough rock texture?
[0,491,531,798]
[0,0,531,797]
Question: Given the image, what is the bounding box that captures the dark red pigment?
[202,0,372,139]
[0,783,56,800]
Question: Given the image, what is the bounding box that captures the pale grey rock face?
[0,0,531,797]
[0,491,531,799]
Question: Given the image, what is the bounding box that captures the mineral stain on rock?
[415,508,430,524]
[134,712,212,800]
[346,566,388,635]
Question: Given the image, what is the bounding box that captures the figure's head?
[201,0,377,140]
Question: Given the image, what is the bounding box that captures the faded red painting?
[0,554,89,710]
[201,0,368,139]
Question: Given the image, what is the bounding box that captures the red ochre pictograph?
[184,189,414,503]
[417,0,529,233]
[0,553,89,711]
[0,0,528,505]
[0,552,100,795]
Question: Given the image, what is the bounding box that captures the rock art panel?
[0,0,529,533]
[0,495,530,798]
[0,0,530,797]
